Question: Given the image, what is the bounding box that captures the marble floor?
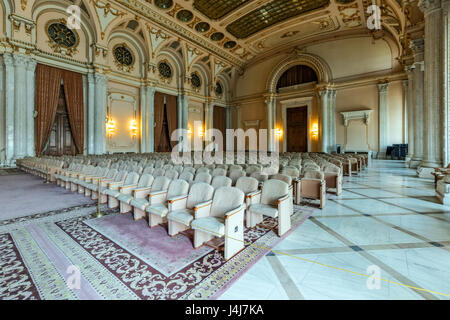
[220,160,450,300]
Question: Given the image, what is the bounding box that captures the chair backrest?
[282,167,300,178]
[235,177,259,195]
[212,168,227,177]
[153,168,165,177]
[173,165,184,174]
[164,169,179,180]
[138,174,154,187]
[271,173,292,186]
[211,176,232,189]
[229,165,243,172]
[179,171,194,184]
[210,187,244,218]
[324,165,340,174]
[196,167,210,174]
[167,179,189,199]
[182,167,196,175]
[246,166,261,175]
[186,183,214,210]
[143,167,154,175]
[261,180,289,206]
[114,170,128,182]
[105,169,118,180]
[229,170,246,185]
[250,172,268,183]
[304,170,324,180]
[194,172,212,184]
[151,176,171,192]
[124,172,140,185]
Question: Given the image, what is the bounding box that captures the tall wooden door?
[43,85,76,156]
[286,107,308,152]
[213,106,226,137]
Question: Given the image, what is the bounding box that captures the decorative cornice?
[341,110,373,127]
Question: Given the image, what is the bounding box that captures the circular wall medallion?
[210,32,224,41]
[224,41,237,49]
[191,73,201,88]
[114,45,134,66]
[195,22,210,33]
[176,10,194,22]
[47,22,77,48]
[158,61,173,79]
[154,0,173,9]
[215,82,223,95]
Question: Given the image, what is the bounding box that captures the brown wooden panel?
[287,107,308,152]
[213,106,226,137]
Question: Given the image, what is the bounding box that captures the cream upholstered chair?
[182,167,196,176]
[179,171,194,184]
[193,172,212,185]
[105,172,140,209]
[142,166,154,175]
[146,179,190,228]
[167,182,214,236]
[248,179,291,236]
[196,167,210,175]
[130,176,171,221]
[229,170,246,186]
[323,164,343,196]
[212,168,227,177]
[299,170,327,209]
[153,168,165,177]
[75,166,103,194]
[229,165,243,172]
[69,165,95,192]
[211,176,232,189]
[98,170,128,204]
[86,168,118,199]
[250,172,268,186]
[117,174,154,214]
[271,173,294,214]
[235,176,260,228]
[191,187,245,260]
[79,166,109,197]
[164,169,179,180]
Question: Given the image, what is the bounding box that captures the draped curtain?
[154,92,165,151]
[62,70,84,154]
[165,94,178,149]
[276,65,318,90]
[35,64,63,155]
[213,106,226,137]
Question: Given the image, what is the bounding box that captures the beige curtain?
[62,70,84,154]
[35,64,63,155]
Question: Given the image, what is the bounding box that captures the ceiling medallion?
[158,60,173,81]
[195,22,210,33]
[113,43,135,72]
[224,41,237,49]
[210,32,225,41]
[215,82,223,96]
[176,10,194,23]
[154,0,173,9]
[191,72,202,89]
[46,19,79,57]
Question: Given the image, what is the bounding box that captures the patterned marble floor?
[220,160,450,300]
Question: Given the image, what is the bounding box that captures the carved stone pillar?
[378,82,389,159]
[87,74,95,154]
[265,94,276,152]
[443,0,450,166]
[418,0,444,178]
[13,55,28,160]
[3,54,15,165]
[328,89,337,152]
[146,86,156,153]
[25,59,37,157]
[405,66,415,166]
[94,74,108,155]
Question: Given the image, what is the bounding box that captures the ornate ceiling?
[110,0,422,69]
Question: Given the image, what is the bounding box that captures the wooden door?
[213,106,226,137]
[287,107,308,152]
[43,86,76,156]
[155,101,172,152]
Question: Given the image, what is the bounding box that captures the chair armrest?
[119,184,138,193]
[225,205,246,237]
[168,195,188,212]
[148,190,168,205]
[225,204,246,218]
[245,190,261,207]
[194,200,213,219]
[133,187,152,199]
[108,181,124,190]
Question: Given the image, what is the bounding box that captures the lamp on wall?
[275,128,283,139]
[198,126,204,138]
[311,123,319,139]
[187,125,193,137]
[129,119,138,138]
[106,117,116,137]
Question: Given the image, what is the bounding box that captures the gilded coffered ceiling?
[109,0,419,68]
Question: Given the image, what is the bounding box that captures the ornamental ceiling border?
[112,0,245,68]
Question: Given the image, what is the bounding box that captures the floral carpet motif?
[0,204,315,300]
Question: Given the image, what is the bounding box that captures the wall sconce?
[275,128,283,139]
[106,117,116,137]
[311,123,319,139]
[198,126,204,138]
[187,125,193,137]
[129,119,138,138]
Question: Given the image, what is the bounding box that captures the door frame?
[280,96,313,152]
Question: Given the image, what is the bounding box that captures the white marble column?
[25,59,37,157]
[319,88,329,153]
[87,74,95,154]
[418,0,444,178]
[410,39,425,168]
[140,84,147,153]
[265,94,276,152]
[443,0,450,166]
[378,82,389,159]
[13,55,29,161]
[3,54,15,165]
[226,107,232,130]
[94,74,108,155]
[405,66,415,165]
[205,99,213,142]
[328,89,337,153]
[146,86,156,153]
[0,56,4,166]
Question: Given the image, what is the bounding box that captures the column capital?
[378,81,389,93]
[13,54,30,67]
[418,0,442,15]
[94,73,108,85]
[26,59,37,72]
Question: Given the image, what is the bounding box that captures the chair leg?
[168,220,188,236]
[278,210,291,237]
[194,230,214,249]
[120,202,131,214]
[224,226,244,261]
[149,214,164,228]
[133,208,146,221]
[108,197,119,209]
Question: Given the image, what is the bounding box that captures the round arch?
[157,47,186,89]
